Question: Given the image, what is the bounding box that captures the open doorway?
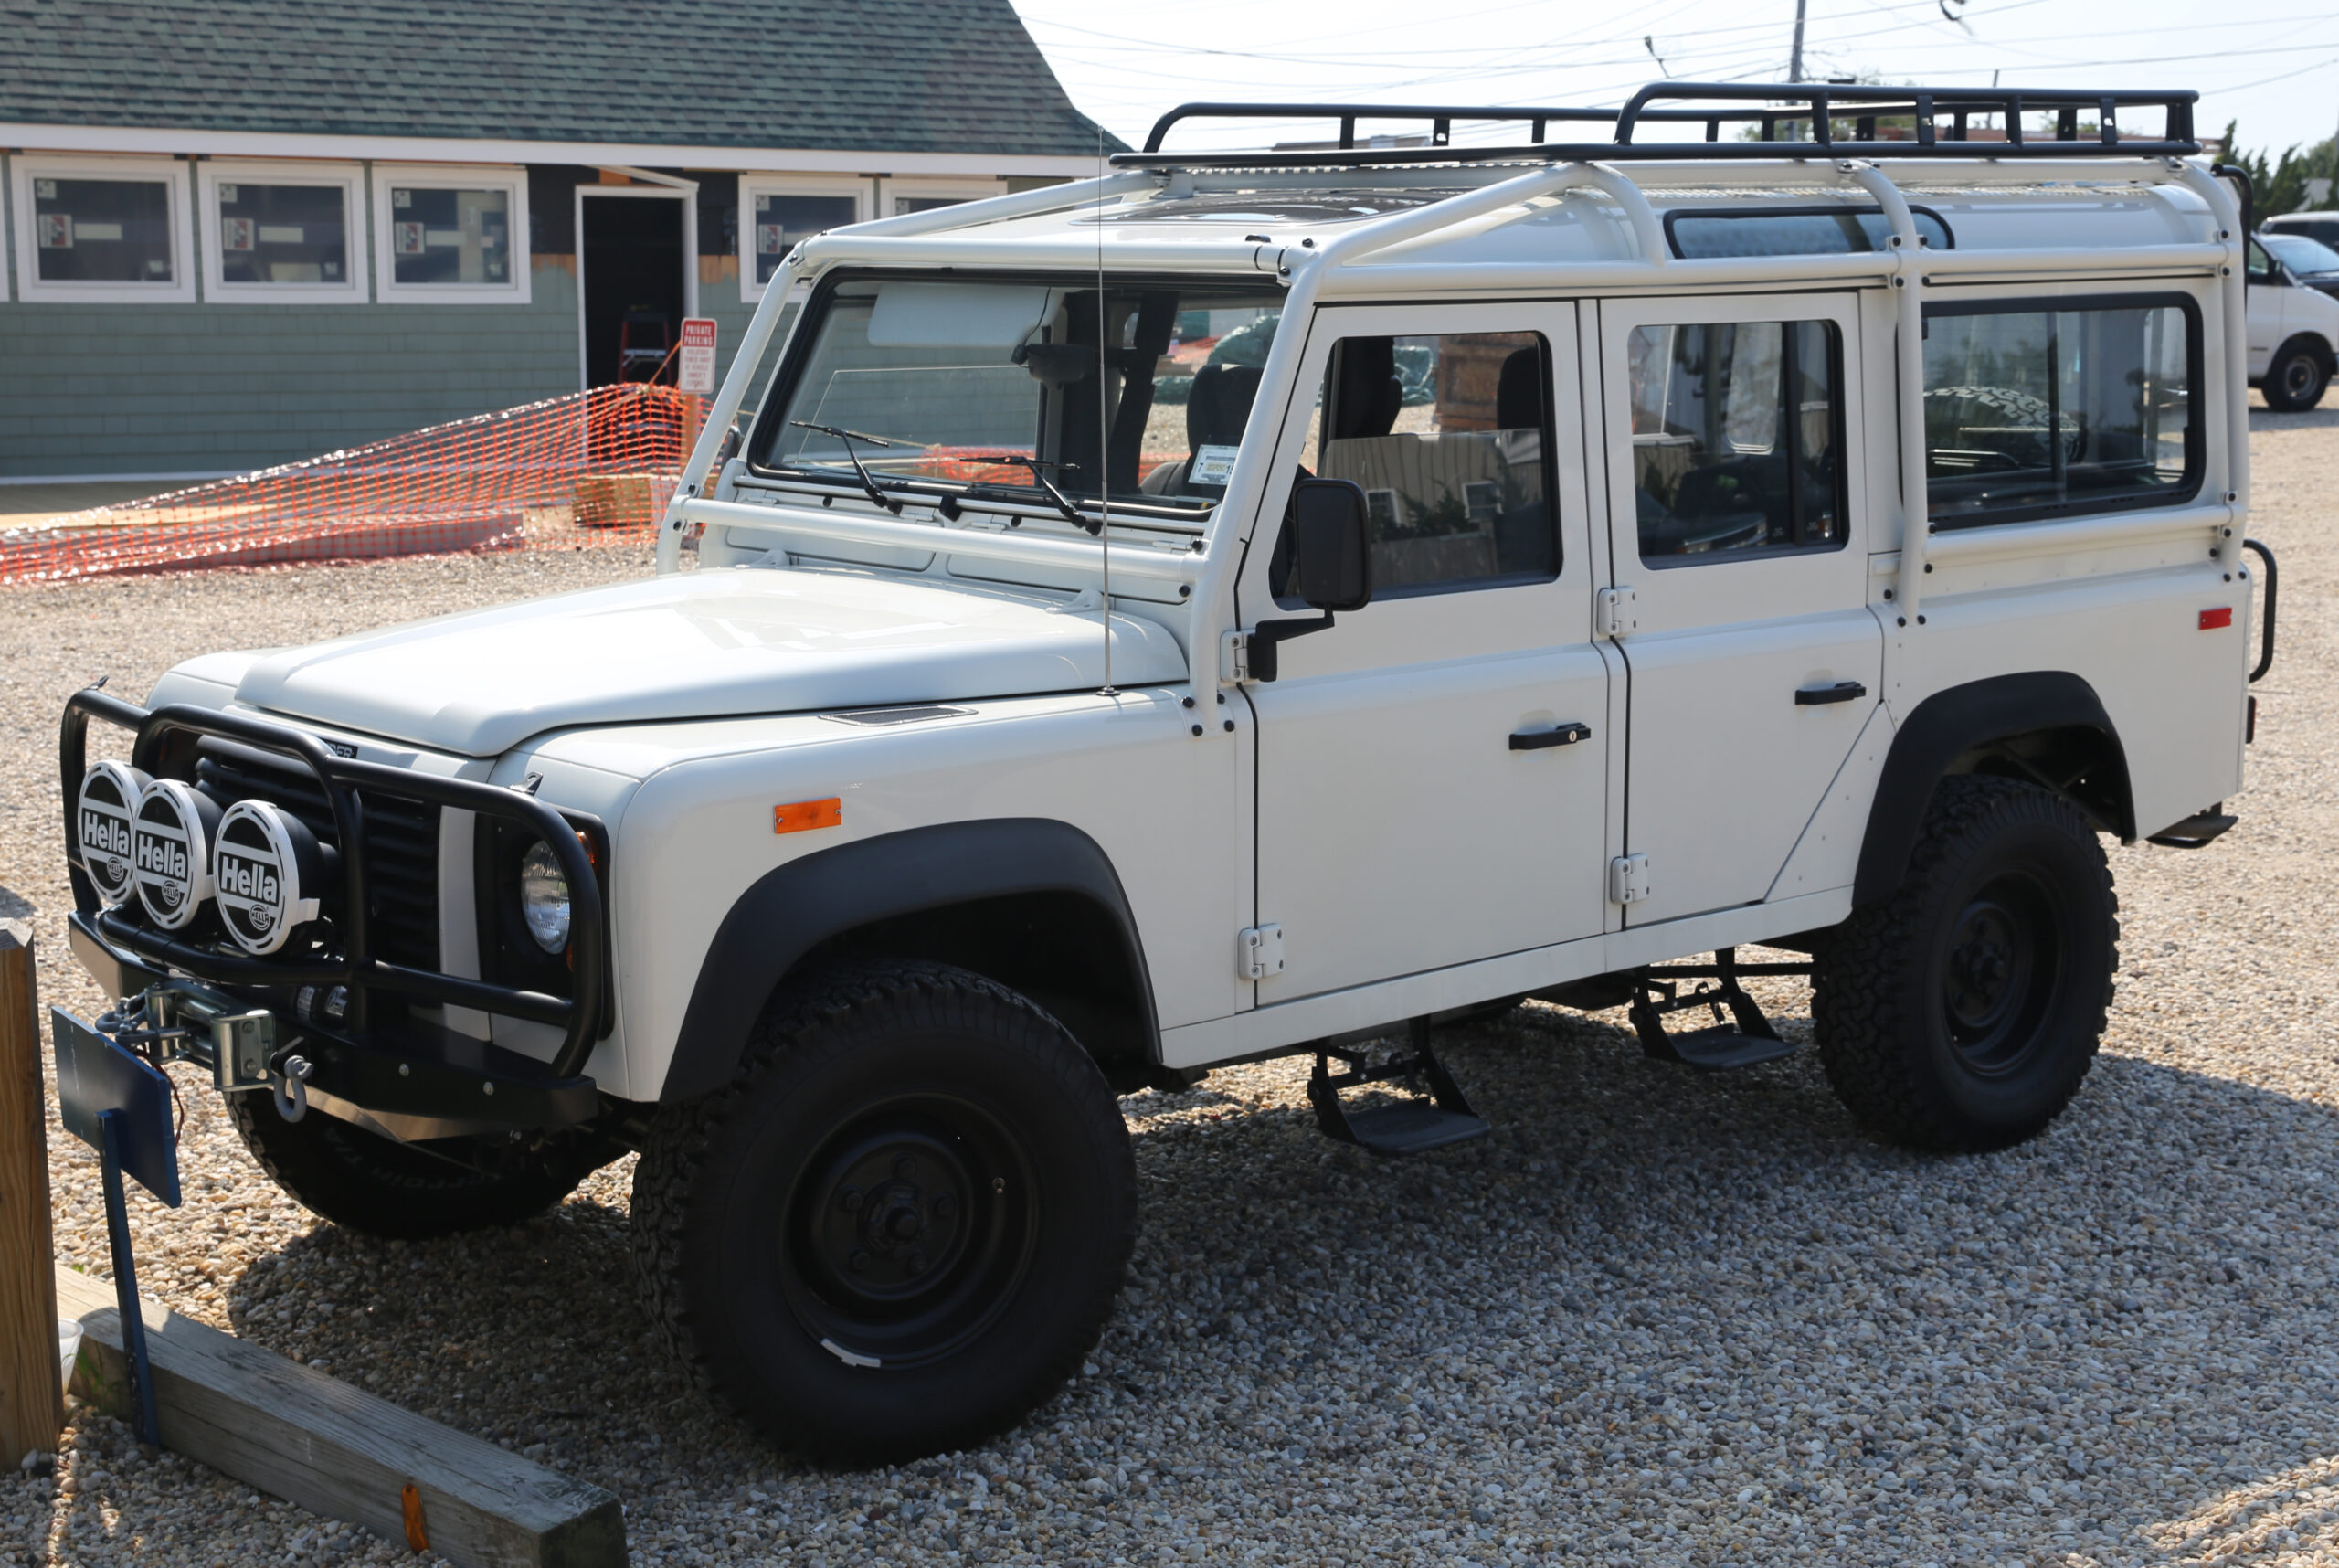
[577,187,693,387]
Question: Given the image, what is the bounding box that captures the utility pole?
[1789,0,1808,81]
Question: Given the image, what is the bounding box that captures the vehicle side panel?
[532,689,1249,1102]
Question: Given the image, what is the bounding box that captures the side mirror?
[1286,478,1373,612]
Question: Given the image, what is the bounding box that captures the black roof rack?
[1120,82,2199,170]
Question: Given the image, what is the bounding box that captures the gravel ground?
[3,406,2337,1568]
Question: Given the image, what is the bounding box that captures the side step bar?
[1626,948,1809,1072]
[1308,1018,1489,1156]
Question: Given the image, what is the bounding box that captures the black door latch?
[1508,722,1593,751]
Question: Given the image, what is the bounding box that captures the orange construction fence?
[0,382,710,586]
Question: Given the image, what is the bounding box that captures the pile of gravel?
[5,407,2336,1567]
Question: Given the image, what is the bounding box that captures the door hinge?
[1221,629,1252,684]
[1595,585,1638,640]
[1238,923,1286,980]
[1608,853,1652,906]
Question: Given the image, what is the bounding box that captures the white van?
[2247,233,2339,408]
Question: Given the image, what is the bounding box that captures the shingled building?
[0,0,1115,481]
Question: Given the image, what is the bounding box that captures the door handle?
[1794,681,1868,706]
[1509,722,1593,751]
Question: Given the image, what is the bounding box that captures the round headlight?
[517,839,572,954]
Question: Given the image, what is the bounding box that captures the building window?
[738,177,866,301]
[370,164,530,303]
[8,155,194,302]
[879,179,1007,217]
[198,162,365,302]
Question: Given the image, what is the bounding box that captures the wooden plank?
[0,920,63,1462]
[55,1266,625,1567]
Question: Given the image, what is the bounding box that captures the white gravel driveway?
[3,407,2336,1568]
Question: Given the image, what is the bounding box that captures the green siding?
[0,261,580,480]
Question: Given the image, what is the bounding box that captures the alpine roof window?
[1922,294,2200,528]
[199,162,365,302]
[371,165,529,304]
[1666,205,1951,260]
[10,156,194,302]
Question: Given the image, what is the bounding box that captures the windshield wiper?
[788,420,905,515]
[990,457,1101,536]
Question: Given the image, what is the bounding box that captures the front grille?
[196,742,442,973]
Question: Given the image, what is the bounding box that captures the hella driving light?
[518,838,572,953]
[132,779,222,931]
[76,760,151,906]
[214,800,325,955]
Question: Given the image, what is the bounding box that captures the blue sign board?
[52,1008,181,1207]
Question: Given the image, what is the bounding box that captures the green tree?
[2220,121,2339,217]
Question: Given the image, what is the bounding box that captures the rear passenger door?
[1595,293,1881,927]
[1241,302,1612,1001]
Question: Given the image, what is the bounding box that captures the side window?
[1286,331,1556,597]
[1922,300,2198,527]
[1626,320,1846,564]
[2245,241,2274,283]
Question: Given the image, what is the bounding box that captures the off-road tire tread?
[228,1096,611,1238]
[630,957,1136,1459]
[1812,775,2118,1151]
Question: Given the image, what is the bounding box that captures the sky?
[1011,0,2339,169]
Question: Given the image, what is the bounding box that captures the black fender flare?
[659,818,1158,1100]
[1853,672,2133,908]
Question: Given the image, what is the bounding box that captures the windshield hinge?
[1221,630,1252,684]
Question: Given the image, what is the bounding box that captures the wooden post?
[0,918,63,1461]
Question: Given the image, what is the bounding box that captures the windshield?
[2261,232,2339,275]
[754,277,1288,514]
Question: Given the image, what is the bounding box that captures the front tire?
[1813,776,2118,1151]
[2262,337,2332,412]
[228,1097,615,1238]
[631,959,1136,1462]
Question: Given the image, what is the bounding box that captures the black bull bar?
[60,688,609,1119]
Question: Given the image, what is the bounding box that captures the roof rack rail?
[1121,81,2200,170]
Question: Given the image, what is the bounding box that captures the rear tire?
[630,959,1136,1463]
[2262,337,2332,412]
[1812,775,2118,1151]
[228,1097,615,1238]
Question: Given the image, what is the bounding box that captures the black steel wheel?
[781,1092,1037,1369]
[1813,775,2118,1151]
[2262,337,2332,413]
[632,959,1135,1462]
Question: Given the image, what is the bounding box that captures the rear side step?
[1307,1019,1489,1155]
[2148,809,2238,849]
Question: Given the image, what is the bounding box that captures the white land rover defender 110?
[59,84,2278,1461]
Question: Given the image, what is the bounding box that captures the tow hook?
[271,1053,314,1123]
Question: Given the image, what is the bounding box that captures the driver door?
[1239,302,1614,1002]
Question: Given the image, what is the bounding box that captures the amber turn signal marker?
[2198,607,2233,630]
[775,798,843,834]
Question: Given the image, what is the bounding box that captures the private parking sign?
[678,318,718,395]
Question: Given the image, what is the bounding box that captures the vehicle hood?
[232,569,1189,756]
